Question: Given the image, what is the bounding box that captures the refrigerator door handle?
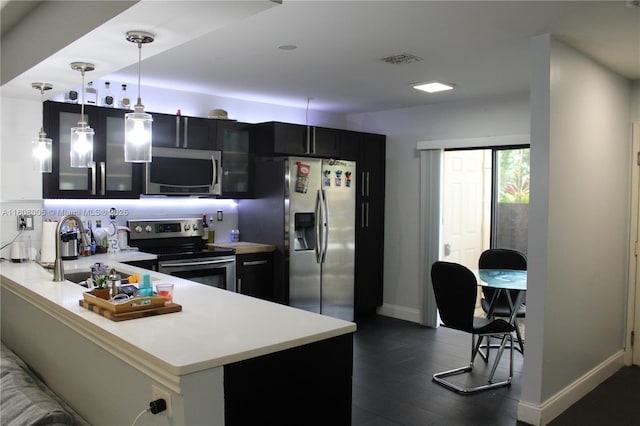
[315,189,323,263]
[320,189,329,263]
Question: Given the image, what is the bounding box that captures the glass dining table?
[477,268,527,352]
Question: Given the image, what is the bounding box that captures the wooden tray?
[82,291,166,314]
[79,299,182,322]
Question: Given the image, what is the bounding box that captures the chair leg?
[432,332,514,395]
[488,333,513,383]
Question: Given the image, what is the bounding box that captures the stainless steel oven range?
[127,218,236,291]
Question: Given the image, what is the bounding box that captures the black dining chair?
[479,248,527,352]
[430,261,515,394]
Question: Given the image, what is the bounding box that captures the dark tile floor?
[351,315,639,426]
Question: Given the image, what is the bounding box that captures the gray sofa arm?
[1,342,89,426]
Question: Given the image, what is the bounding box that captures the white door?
[441,150,491,271]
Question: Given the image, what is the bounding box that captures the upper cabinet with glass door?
[219,120,252,198]
[42,101,144,199]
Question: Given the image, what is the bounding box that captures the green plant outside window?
[498,148,530,204]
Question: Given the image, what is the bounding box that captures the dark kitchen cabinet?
[152,113,218,150]
[354,132,386,319]
[42,101,144,199]
[236,252,274,301]
[251,122,346,159]
[219,121,253,198]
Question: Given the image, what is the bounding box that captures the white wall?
[520,35,631,425]
[0,97,45,259]
[52,80,348,128]
[346,94,530,320]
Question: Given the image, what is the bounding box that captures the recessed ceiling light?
[278,44,297,51]
[413,81,455,93]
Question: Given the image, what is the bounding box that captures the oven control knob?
[134,226,143,233]
[144,225,153,233]
[184,224,190,231]
[192,223,198,230]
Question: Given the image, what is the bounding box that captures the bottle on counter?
[201,214,209,244]
[208,216,215,244]
[107,207,120,253]
[93,220,108,253]
[103,81,114,107]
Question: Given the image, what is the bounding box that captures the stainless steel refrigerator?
[238,156,356,321]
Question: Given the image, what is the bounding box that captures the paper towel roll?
[41,221,57,264]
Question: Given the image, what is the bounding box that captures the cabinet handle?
[312,127,317,154]
[175,116,180,147]
[243,260,268,266]
[366,172,370,197]
[361,202,366,228]
[361,172,366,197]
[365,201,369,228]
[183,117,189,148]
[306,125,311,154]
[100,162,106,196]
[90,161,97,195]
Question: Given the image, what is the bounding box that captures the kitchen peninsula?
[0,252,356,425]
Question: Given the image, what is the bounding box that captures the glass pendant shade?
[32,131,52,172]
[70,122,94,167]
[69,62,95,168]
[31,82,53,173]
[124,105,152,162]
[124,31,155,163]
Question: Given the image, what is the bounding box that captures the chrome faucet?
[53,215,90,282]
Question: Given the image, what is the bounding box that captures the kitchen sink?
[64,270,130,287]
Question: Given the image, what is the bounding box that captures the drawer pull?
[243,260,268,266]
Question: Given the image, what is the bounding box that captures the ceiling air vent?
[380,53,423,65]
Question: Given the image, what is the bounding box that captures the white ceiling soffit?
[0,0,278,100]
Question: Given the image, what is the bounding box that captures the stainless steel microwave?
[145,147,222,195]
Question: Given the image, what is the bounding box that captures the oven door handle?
[159,259,233,268]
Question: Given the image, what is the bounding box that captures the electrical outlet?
[217,210,223,221]
[17,215,34,231]
[151,384,172,418]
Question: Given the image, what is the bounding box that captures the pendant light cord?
[136,42,142,106]
[39,86,45,134]
[80,69,86,125]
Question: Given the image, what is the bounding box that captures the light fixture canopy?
[32,82,53,173]
[124,30,155,163]
[413,81,455,93]
[69,62,95,168]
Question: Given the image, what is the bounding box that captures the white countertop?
[0,251,356,378]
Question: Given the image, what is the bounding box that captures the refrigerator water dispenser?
[294,213,316,251]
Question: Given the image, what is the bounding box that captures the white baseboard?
[517,350,625,425]
[376,303,421,324]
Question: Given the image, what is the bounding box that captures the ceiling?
[2,1,639,115]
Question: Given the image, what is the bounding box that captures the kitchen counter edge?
[0,252,356,381]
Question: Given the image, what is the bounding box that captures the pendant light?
[31,82,53,173]
[69,62,95,168]
[124,30,154,163]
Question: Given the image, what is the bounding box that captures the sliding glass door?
[441,146,529,270]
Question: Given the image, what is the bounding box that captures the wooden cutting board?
[211,242,276,254]
[79,299,182,322]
